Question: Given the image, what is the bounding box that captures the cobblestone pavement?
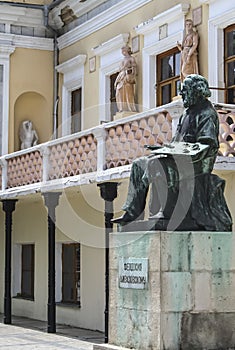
[0,315,104,350]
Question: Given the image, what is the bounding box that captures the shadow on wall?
[14,92,51,151]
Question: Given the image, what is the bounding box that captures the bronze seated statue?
[112,74,232,232]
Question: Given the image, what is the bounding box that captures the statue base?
[113,111,137,120]
[117,217,203,233]
[99,230,235,350]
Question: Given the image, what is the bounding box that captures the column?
[98,182,118,343]
[43,192,61,333]
[1,199,17,324]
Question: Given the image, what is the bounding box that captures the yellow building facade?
[0,0,234,340]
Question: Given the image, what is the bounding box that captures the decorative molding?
[132,35,140,53]
[89,56,96,73]
[56,54,87,74]
[92,33,129,56]
[135,3,190,35]
[57,0,153,50]
[143,32,181,55]
[208,6,235,27]
[0,45,15,59]
[0,33,53,51]
[192,6,202,26]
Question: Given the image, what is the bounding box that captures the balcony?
[0,100,234,198]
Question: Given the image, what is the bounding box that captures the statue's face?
[180,77,208,107]
[122,48,128,56]
[121,46,131,56]
[23,120,32,130]
[180,79,193,107]
[185,20,193,32]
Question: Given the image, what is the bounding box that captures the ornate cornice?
[50,0,106,29]
[0,33,53,51]
[135,3,190,35]
[92,33,129,56]
[56,54,87,74]
[57,0,153,50]
[0,44,15,58]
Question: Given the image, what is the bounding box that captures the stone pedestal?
[172,95,182,102]
[94,230,235,350]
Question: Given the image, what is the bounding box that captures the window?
[56,54,86,136]
[156,48,181,106]
[71,88,82,133]
[21,244,34,300]
[224,24,235,104]
[110,72,119,120]
[62,243,80,305]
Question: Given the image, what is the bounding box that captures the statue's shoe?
[111,212,135,224]
[149,210,165,220]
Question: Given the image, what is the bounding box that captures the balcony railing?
[0,100,234,195]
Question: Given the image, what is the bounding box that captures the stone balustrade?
[48,134,97,180]
[7,150,43,188]
[216,105,235,157]
[0,100,234,193]
[105,111,172,169]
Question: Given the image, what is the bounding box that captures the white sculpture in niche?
[19,120,39,150]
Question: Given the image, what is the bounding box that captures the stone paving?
[0,315,104,350]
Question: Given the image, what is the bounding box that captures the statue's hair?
[184,74,211,99]
[185,19,193,24]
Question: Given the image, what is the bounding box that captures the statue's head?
[23,120,33,130]
[185,19,193,27]
[180,74,211,108]
[121,45,132,55]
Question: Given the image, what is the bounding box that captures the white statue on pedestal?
[19,120,39,150]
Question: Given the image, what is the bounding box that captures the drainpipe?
[43,5,60,139]
[44,0,67,138]
[48,0,66,11]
